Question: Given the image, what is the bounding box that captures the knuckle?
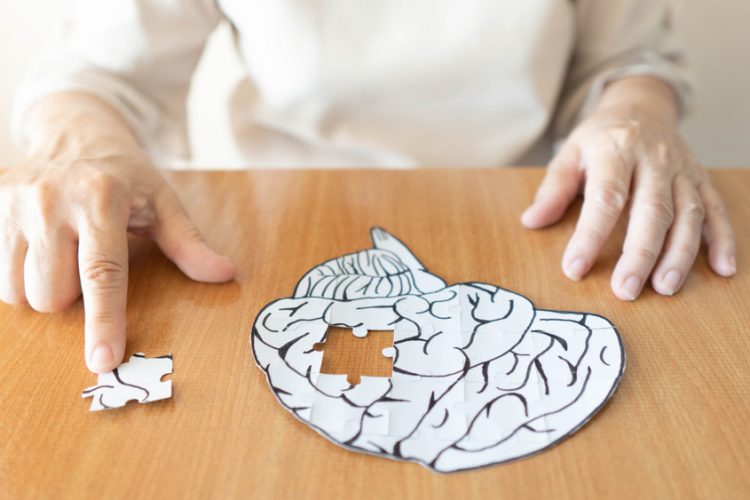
[85,312,125,333]
[27,178,57,201]
[625,245,660,263]
[179,221,206,244]
[86,312,119,326]
[650,141,671,168]
[640,196,675,226]
[707,199,728,219]
[639,167,672,189]
[79,172,125,212]
[677,242,701,260]
[82,258,126,289]
[590,181,628,214]
[604,122,640,149]
[24,180,59,227]
[78,171,120,195]
[680,200,706,221]
[577,225,610,247]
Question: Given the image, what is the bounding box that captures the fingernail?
[660,269,682,296]
[621,275,642,301]
[90,345,114,372]
[565,257,587,281]
[725,254,737,275]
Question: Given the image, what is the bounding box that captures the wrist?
[24,93,146,164]
[594,76,680,129]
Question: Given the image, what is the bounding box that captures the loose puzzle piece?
[251,228,625,473]
[81,353,173,411]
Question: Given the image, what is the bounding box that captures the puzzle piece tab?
[81,353,173,411]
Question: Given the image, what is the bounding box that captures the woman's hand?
[522,76,736,300]
[0,93,236,372]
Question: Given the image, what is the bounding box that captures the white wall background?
[1,0,748,167]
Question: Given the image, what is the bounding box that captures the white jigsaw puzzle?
[251,228,625,473]
[82,353,173,411]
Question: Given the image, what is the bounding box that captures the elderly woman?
[1,0,735,372]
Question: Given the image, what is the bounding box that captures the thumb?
[151,187,237,283]
[521,142,582,229]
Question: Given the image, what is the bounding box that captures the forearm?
[22,92,146,162]
[594,75,680,127]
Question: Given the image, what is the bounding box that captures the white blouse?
[12,0,690,167]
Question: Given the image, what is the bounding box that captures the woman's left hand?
[521,77,736,300]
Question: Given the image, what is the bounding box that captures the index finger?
[562,143,634,280]
[78,212,129,373]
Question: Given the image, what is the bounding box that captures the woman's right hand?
[0,93,236,373]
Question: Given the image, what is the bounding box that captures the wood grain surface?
[0,168,748,499]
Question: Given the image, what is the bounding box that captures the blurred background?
[1,0,748,167]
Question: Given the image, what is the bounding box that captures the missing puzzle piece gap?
[81,353,173,412]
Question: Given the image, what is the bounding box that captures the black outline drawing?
[251,228,625,473]
[81,353,173,411]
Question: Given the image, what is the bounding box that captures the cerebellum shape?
[251,228,625,473]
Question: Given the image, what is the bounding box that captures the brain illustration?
[251,228,625,472]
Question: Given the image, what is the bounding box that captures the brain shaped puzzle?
[251,228,624,472]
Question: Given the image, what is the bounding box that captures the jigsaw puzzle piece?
[81,353,173,411]
[309,375,365,442]
[316,373,356,395]
[391,377,467,462]
[343,383,391,445]
[457,380,548,449]
[266,360,317,411]
[342,376,392,406]
[327,299,399,331]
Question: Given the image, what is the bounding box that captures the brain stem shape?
[251,228,625,473]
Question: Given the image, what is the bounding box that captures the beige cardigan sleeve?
[553,0,692,139]
[11,0,220,163]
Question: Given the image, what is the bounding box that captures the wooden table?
[1,168,748,499]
